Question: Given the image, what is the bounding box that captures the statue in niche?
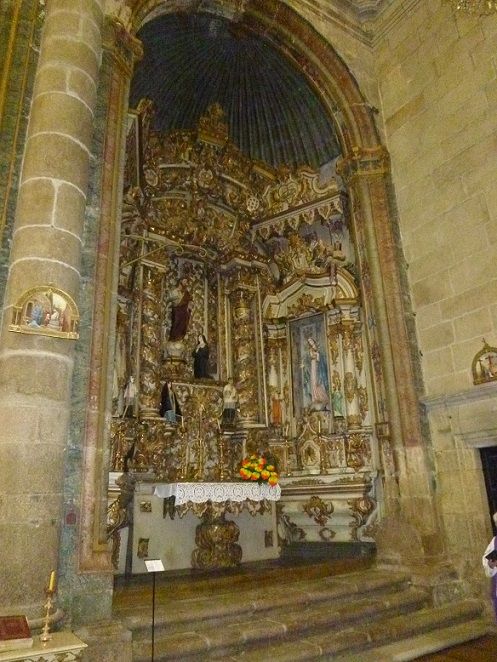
[167,278,192,342]
[305,337,330,412]
[222,378,239,427]
[192,333,211,379]
[472,339,497,385]
[122,376,136,417]
[159,381,182,424]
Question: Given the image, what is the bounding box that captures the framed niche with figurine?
[472,339,497,385]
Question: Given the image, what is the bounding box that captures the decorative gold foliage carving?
[303,495,334,526]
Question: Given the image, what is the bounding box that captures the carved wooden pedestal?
[192,509,242,569]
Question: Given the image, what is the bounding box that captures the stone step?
[113,557,371,606]
[120,564,486,662]
[336,619,493,661]
[226,600,485,661]
[118,569,412,636]
[130,584,431,660]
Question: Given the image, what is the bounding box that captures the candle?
[48,570,56,593]
[318,419,321,434]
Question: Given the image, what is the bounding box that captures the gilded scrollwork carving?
[357,385,369,422]
[348,495,376,541]
[344,372,357,403]
[346,433,370,471]
[303,495,334,526]
[353,327,364,374]
[287,293,327,317]
[277,511,306,545]
[327,323,340,366]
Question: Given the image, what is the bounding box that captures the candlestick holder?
[39,591,54,643]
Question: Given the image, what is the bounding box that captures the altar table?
[153,482,281,569]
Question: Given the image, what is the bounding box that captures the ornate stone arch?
[96,0,438,558]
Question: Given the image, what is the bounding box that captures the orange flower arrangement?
[239,454,278,486]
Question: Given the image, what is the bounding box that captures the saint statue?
[305,337,329,411]
[159,381,182,424]
[192,334,210,379]
[222,378,239,427]
[168,278,192,342]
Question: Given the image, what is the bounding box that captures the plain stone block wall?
[374,1,497,397]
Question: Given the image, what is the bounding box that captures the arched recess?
[81,0,442,576]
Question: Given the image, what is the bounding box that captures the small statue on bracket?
[122,376,136,417]
[159,380,182,424]
[192,333,211,379]
[221,378,239,428]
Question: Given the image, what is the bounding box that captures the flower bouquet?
[239,454,278,486]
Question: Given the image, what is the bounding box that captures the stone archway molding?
[115,0,442,558]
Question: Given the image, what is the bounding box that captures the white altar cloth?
[153,481,281,505]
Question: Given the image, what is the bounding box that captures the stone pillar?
[338,146,443,561]
[0,0,104,617]
[66,13,141,628]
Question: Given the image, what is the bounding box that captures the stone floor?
[418,634,497,661]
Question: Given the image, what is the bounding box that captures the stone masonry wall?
[373,0,497,595]
[375,0,497,398]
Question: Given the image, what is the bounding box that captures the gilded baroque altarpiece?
[108,102,380,561]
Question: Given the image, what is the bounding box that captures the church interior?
[1,0,497,660]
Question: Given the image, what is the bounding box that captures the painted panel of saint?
[290,314,330,418]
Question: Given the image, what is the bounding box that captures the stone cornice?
[421,381,497,412]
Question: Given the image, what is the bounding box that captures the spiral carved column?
[230,287,258,424]
[139,266,162,417]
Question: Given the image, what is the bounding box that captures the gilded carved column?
[327,311,345,431]
[229,286,259,425]
[139,265,162,417]
[266,328,287,428]
[341,318,361,430]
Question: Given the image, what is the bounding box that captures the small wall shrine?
[109,101,378,568]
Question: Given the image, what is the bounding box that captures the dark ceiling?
[129,13,341,169]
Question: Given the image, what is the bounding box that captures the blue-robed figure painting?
[290,314,330,418]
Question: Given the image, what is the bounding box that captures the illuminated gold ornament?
[448,0,497,14]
